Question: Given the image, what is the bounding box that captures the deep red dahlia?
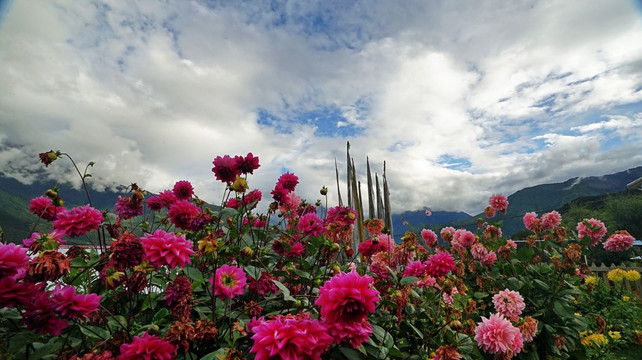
[172,180,194,200]
[146,196,164,211]
[0,278,42,308]
[115,196,143,219]
[167,200,200,230]
[109,231,145,271]
[165,276,193,320]
[23,292,69,336]
[236,152,261,174]
[212,155,241,183]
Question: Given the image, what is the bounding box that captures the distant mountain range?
[2,166,642,242]
[391,166,642,237]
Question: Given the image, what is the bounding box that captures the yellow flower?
[575,313,583,317]
[622,296,630,302]
[231,176,248,193]
[581,333,608,347]
[584,276,598,286]
[608,268,627,282]
[608,331,621,340]
[625,270,641,282]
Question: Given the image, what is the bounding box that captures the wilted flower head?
[489,194,509,214]
[118,332,176,360]
[365,218,385,236]
[211,264,247,300]
[53,205,103,237]
[115,195,143,220]
[440,227,456,243]
[315,270,380,325]
[577,218,607,246]
[603,230,635,251]
[433,344,462,360]
[484,206,496,218]
[109,231,145,271]
[26,250,71,282]
[475,313,523,357]
[165,276,193,320]
[39,150,59,167]
[523,212,541,233]
[518,316,539,343]
[141,230,194,269]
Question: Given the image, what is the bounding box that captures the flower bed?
[1,150,641,359]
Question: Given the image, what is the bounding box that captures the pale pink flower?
[482,251,497,266]
[471,242,489,261]
[453,229,475,249]
[425,209,432,216]
[577,218,607,246]
[523,212,540,232]
[475,313,523,356]
[489,194,509,214]
[421,229,438,248]
[603,230,635,251]
[541,211,561,230]
[492,289,525,321]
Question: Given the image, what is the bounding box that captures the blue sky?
[0,0,641,214]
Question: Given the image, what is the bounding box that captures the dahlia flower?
[424,251,456,278]
[29,196,62,221]
[403,260,427,277]
[475,313,523,356]
[492,289,525,321]
[164,276,193,320]
[51,285,101,321]
[23,292,69,336]
[358,234,395,259]
[315,270,380,324]
[277,172,299,191]
[365,218,385,236]
[453,229,476,248]
[211,264,247,300]
[118,332,176,360]
[470,242,489,261]
[236,152,260,174]
[212,155,241,183]
[157,190,177,207]
[250,314,333,360]
[625,270,641,281]
[146,196,164,211]
[489,194,509,214]
[484,206,496,218]
[109,232,145,271]
[0,277,42,308]
[0,242,29,278]
[172,180,194,200]
[518,316,539,343]
[53,205,103,237]
[440,227,456,243]
[607,268,626,282]
[577,218,607,246]
[523,212,540,232]
[297,213,324,237]
[603,230,635,251]
[324,318,373,349]
[421,228,438,248]
[115,195,143,219]
[482,251,497,266]
[141,230,194,269]
[541,211,562,230]
[167,200,200,231]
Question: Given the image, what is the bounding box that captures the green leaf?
[533,279,550,291]
[371,324,387,343]
[272,280,296,302]
[29,340,59,360]
[293,269,312,280]
[400,276,419,285]
[245,265,262,280]
[517,247,535,263]
[340,347,364,360]
[8,331,39,354]
[0,307,22,321]
[153,308,169,324]
[388,346,404,357]
[552,300,574,319]
[80,325,111,340]
[200,348,228,360]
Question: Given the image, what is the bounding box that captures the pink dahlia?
[141,230,194,269]
[604,230,635,251]
[172,180,194,200]
[167,200,200,231]
[492,289,525,321]
[315,270,380,324]
[475,313,523,356]
[236,152,260,174]
[23,230,65,252]
[53,205,104,237]
[250,314,333,360]
[577,218,607,246]
[115,195,143,219]
[288,242,306,258]
[0,242,29,278]
[212,155,241,183]
[440,227,456,243]
[453,229,475,248]
[271,182,290,203]
[489,194,509,214]
[243,189,262,209]
[358,234,395,259]
[118,332,176,360]
[29,196,62,221]
[484,206,496,218]
[297,213,324,237]
[482,251,497,266]
[403,260,427,277]
[324,319,373,349]
[523,212,540,232]
[211,264,247,300]
[0,278,42,308]
[421,229,438,248]
[51,285,101,321]
[424,251,456,278]
[541,211,561,230]
[157,190,177,207]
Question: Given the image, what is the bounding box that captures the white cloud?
[0,0,641,216]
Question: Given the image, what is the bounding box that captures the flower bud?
[320,186,328,195]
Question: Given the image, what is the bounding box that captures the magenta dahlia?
[236,152,261,174]
[297,213,324,237]
[117,332,176,360]
[315,270,380,324]
[51,284,101,321]
[29,196,62,221]
[53,205,103,237]
[421,228,438,248]
[141,230,194,269]
[167,200,200,231]
[212,155,241,183]
[172,180,194,200]
[0,242,29,278]
[424,250,455,278]
[211,264,247,300]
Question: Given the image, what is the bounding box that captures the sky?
[1,0,642,215]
